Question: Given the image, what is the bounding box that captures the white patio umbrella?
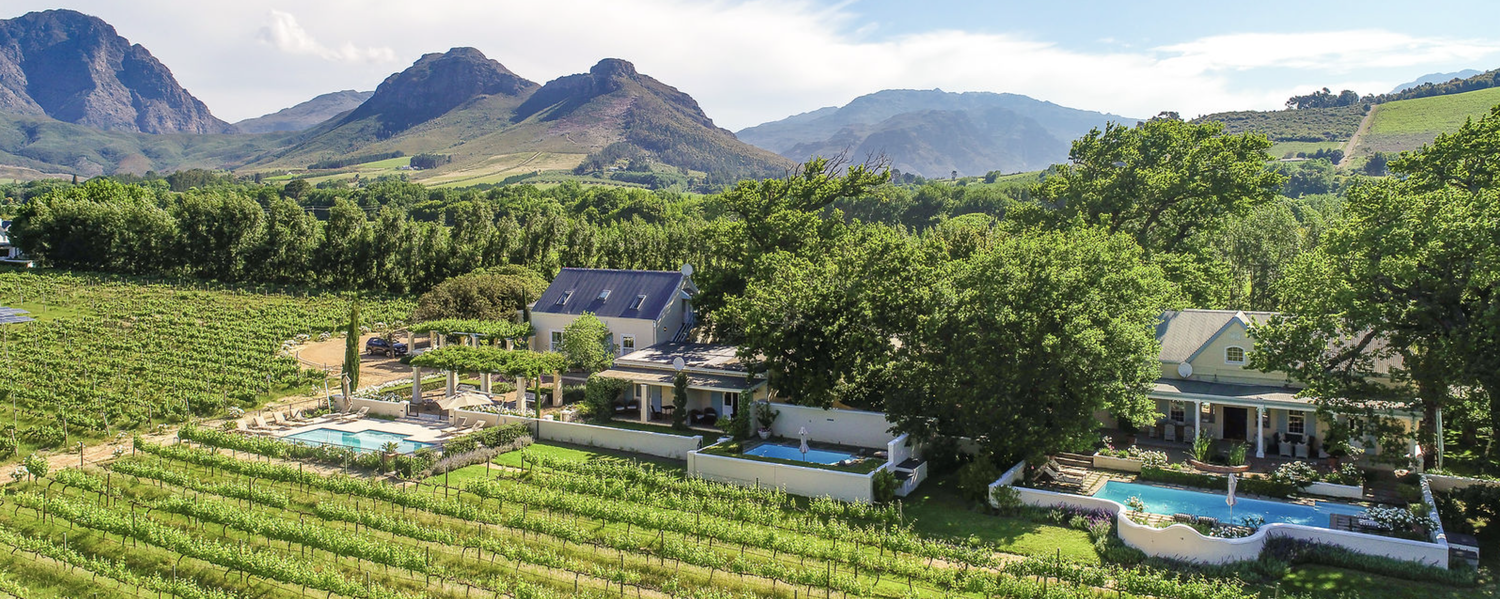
[798,427,810,461]
[437,392,492,411]
[1226,472,1238,524]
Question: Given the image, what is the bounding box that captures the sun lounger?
[1173,513,1193,523]
[1196,516,1219,528]
[250,416,271,431]
[271,412,291,427]
[340,406,369,421]
[290,410,309,422]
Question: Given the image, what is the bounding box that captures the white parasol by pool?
[1226,472,1238,524]
[437,392,492,411]
[798,427,810,461]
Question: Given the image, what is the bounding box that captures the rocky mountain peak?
[344,46,538,136]
[0,9,234,134]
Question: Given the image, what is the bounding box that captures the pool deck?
[270,416,454,447]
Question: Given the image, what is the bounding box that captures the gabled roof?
[532,268,686,321]
[1155,309,1277,363]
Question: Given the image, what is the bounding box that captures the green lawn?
[901,472,1101,563]
[1271,565,1494,599]
[1358,87,1500,156]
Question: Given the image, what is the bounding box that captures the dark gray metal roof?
[533,268,685,320]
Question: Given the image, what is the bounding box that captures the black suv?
[365,337,408,357]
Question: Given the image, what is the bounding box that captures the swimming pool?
[744,442,857,465]
[283,427,432,454]
[1094,481,1365,529]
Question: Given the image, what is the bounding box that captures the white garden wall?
[1092,453,1144,473]
[1303,481,1364,500]
[1427,473,1500,493]
[687,446,878,502]
[767,404,893,448]
[346,396,409,418]
[453,409,703,460]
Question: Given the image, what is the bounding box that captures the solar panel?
[0,308,25,316]
[0,315,34,324]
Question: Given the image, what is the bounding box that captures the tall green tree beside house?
[561,312,615,374]
[885,227,1173,464]
[343,301,361,392]
[1253,106,1500,466]
[672,372,689,430]
[1016,118,1284,307]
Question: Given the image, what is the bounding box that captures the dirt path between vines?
[1339,105,1379,168]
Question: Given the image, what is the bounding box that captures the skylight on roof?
[630,294,647,310]
[598,289,611,301]
[556,290,573,305]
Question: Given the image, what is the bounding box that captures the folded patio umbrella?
[798,427,810,460]
[437,392,493,411]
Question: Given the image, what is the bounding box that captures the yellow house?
[1140,309,1420,461]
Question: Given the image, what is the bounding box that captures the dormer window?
[1225,346,1246,365]
[556,290,573,305]
[629,294,646,310]
[597,289,611,302]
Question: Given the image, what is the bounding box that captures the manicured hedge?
[1139,466,1299,498]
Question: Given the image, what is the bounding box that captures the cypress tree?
[343,300,361,391]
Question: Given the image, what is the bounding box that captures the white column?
[481,373,491,394]
[446,371,457,396]
[1193,401,1201,440]
[1256,406,1265,458]
[515,376,527,411]
[411,366,422,403]
[641,385,652,422]
[405,330,413,348]
[552,372,562,407]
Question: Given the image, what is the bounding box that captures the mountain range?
[1390,70,1483,94]
[0,9,1493,186]
[234,90,373,134]
[737,90,1134,178]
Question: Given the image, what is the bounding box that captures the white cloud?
[1156,30,1500,74]
[255,10,395,64]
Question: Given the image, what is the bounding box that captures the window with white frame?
[1225,346,1246,365]
[1169,402,1186,422]
[550,330,563,351]
[1288,412,1306,436]
[620,335,635,356]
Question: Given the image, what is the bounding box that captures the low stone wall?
[453,410,703,460]
[687,444,878,503]
[887,433,914,467]
[767,404,893,449]
[1427,472,1500,493]
[1092,453,1143,473]
[345,396,409,418]
[1303,481,1363,500]
[991,468,1449,568]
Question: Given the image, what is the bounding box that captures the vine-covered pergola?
[407,346,567,414]
[407,319,534,349]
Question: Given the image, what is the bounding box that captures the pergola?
[408,346,567,416]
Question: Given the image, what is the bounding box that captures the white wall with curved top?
[992,468,1449,568]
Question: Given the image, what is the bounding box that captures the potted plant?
[755,401,779,440]
[380,441,400,473]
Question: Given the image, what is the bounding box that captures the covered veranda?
[1118,379,1426,464]
[592,367,766,425]
[406,345,568,420]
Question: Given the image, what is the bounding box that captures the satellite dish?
[1177,362,1194,378]
[681,263,694,277]
[672,357,686,371]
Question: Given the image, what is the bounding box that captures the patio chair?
[1279,441,1293,458]
[289,410,308,422]
[1164,425,1176,442]
[1196,516,1219,528]
[250,416,271,431]
[271,412,291,427]
[340,407,369,421]
[701,407,718,424]
[1295,443,1309,459]
[688,409,702,424]
[649,406,663,421]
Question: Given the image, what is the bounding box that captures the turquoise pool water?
[744,442,856,465]
[284,428,431,454]
[1094,481,1366,529]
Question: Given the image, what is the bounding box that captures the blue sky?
[9,1,1498,129]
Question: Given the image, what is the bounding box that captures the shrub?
[872,469,897,503]
[924,436,970,476]
[582,375,630,423]
[1140,466,1299,498]
[1268,461,1318,486]
[990,485,1022,512]
[423,435,532,479]
[956,455,1001,504]
[0,435,13,460]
